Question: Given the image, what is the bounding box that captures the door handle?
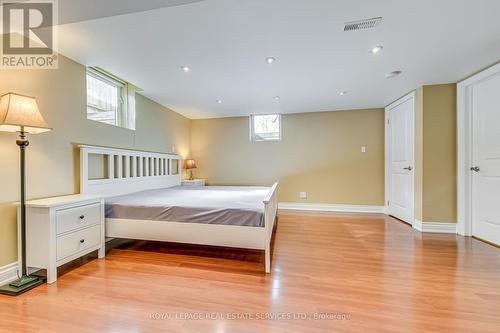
[470,166,480,172]
[403,166,413,171]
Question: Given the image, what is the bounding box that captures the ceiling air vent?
[344,17,382,31]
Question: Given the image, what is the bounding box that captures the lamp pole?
[17,129,29,278]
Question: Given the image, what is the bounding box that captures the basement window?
[86,67,136,130]
[250,114,282,141]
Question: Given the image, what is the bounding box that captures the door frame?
[385,91,416,225]
[457,62,500,237]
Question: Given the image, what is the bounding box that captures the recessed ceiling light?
[385,70,402,79]
[370,45,383,54]
[181,66,190,72]
[266,57,276,64]
[273,96,280,100]
[340,91,348,96]
[216,99,223,104]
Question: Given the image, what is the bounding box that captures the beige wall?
[191,109,385,205]
[421,84,457,222]
[414,84,457,223]
[0,55,191,266]
[414,87,424,221]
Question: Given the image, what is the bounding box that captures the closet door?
[386,93,415,225]
[471,74,500,245]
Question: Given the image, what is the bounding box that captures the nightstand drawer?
[56,203,100,235]
[56,225,101,261]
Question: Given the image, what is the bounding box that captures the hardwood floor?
[1,211,499,333]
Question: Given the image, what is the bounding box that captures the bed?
[79,145,278,273]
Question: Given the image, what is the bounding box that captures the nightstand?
[181,179,206,186]
[19,194,105,284]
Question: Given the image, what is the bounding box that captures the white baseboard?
[0,262,44,286]
[413,219,457,234]
[278,202,385,214]
[0,262,18,285]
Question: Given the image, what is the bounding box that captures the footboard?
[263,182,279,273]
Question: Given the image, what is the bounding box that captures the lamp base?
[0,275,45,296]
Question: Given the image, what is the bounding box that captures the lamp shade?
[184,159,197,169]
[0,93,51,134]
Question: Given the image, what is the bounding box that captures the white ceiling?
[56,0,204,25]
[56,0,500,119]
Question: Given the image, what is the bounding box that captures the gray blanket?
[105,185,270,227]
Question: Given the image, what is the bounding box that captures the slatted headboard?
[79,145,182,196]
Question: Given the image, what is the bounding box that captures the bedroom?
[0,0,499,332]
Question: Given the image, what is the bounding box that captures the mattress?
[105,185,271,227]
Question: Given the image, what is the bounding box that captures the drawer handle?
[79,215,85,220]
[80,239,85,244]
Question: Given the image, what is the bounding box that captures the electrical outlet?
[361,146,367,153]
[299,192,307,199]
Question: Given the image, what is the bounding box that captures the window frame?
[86,67,133,130]
[249,113,282,142]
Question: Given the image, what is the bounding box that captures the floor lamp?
[0,93,51,296]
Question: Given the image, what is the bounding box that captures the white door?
[386,93,415,224]
[471,74,500,245]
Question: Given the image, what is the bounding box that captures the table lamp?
[0,92,51,296]
[184,159,197,180]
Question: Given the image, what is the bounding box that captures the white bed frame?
[79,145,279,273]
